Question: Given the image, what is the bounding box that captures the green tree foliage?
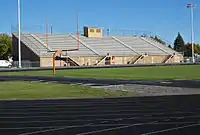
[174,33,185,52]
[168,45,172,48]
[194,44,200,54]
[0,34,12,60]
[150,36,166,45]
[154,36,166,45]
[184,43,200,57]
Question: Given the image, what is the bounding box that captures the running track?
[1,95,200,135]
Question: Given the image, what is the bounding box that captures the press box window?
[90,29,94,32]
[96,29,101,33]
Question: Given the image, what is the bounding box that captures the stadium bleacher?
[12,27,183,67]
[13,33,178,57]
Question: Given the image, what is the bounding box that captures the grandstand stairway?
[58,56,80,66]
[95,56,108,66]
[66,57,80,66]
[163,54,175,63]
[128,54,146,64]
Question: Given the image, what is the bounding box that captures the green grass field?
[1,65,200,80]
[0,81,135,100]
[0,65,199,100]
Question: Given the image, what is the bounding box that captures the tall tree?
[184,43,200,57]
[196,44,200,54]
[0,34,12,60]
[174,33,185,53]
[184,43,192,57]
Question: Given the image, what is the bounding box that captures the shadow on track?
[0,76,200,89]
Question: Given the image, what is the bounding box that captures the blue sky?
[0,0,200,44]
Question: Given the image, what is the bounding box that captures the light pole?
[187,4,196,63]
[18,0,22,68]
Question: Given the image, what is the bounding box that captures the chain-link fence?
[11,24,172,45]
[12,61,40,68]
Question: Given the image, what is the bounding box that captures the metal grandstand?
[11,25,183,67]
[12,33,178,57]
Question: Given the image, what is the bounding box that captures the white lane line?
[141,123,200,135]
[76,121,157,135]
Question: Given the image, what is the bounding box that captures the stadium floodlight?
[18,0,22,68]
[187,4,196,63]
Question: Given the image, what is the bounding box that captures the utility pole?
[51,25,53,34]
[18,0,22,68]
[187,4,196,63]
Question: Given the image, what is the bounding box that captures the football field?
[1,65,200,80]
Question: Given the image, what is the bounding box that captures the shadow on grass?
[0,76,200,89]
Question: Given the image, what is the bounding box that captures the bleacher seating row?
[13,33,178,57]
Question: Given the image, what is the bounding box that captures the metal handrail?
[112,36,140,55]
